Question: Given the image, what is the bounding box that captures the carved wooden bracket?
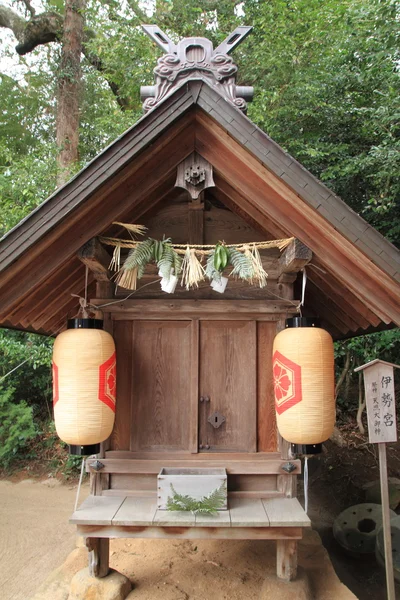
[141,25,254,113]
[278,239,312,283]
[175,152,215,201]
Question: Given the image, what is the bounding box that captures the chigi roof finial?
[140,25,254,113]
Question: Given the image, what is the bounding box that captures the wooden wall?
[101,193,293,458]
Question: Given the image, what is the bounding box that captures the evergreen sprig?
[157,241,182,280]
[123,238,154,278]
[205,250,221,282]
[229,247,254,280]
[166,482,227,515]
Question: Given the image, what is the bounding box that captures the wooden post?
[276,539,297,581]
[355,359,399,600]
[379,443,396,600]
[86,537,110,578]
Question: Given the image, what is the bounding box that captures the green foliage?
[62,454,85,479]
[0,387,37,469]
[123,238,155,278]
[156,240,182,280]
[0,330,53,420]
[229,247,254,280]
[166,482,227,515]
[205,250,221,282]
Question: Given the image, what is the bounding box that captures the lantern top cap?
[354,358,400,372]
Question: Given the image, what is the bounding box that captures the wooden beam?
[77,524,304,541]
[91,299,298,318]
[278,238,312,283]
[188,196,204,245]
[85,457,301,475]
[77,237,112,282]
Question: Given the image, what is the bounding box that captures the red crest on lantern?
[273,350,302,414]
[52,362,59,406]
[98,352,116,412]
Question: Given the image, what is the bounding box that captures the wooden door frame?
[96,299,298,456]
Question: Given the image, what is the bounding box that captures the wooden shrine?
[0,26,399,586]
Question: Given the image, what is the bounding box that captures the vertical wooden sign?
[360,361,397,444]
[355,359,399,600]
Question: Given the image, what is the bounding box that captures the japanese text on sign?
[363,363,397,444]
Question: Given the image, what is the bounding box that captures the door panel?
[199,321,257,452]
[130,321,193,452]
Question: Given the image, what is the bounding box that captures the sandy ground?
[0,479,82,600]
[1,478,359,600]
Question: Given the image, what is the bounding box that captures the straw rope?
[99,236,295,256]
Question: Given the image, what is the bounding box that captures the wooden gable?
[0,78,399,339]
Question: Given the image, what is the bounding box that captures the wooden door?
[130,320,194,452]
[199,321,257,452]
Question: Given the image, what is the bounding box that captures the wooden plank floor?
[70,496,310,528]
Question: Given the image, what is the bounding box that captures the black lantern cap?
[291,443,322,456]
[285,317,321,328]
[69,444,101,456]
[67,318,104,330]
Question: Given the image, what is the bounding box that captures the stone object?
[333,502,396,555]
[376,515,400,583]
[68,568,132,600]
[363,478,400,510]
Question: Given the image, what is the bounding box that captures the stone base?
[68,568,132,600]
[259,568,312,600]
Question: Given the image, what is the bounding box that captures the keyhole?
[215,416,218,424]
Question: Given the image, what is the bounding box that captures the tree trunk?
[56,0,85,186]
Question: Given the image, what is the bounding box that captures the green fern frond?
[172,251,182,277]
[229,247,255,280]
[166,482,226,515]
[157,243,174,280]
[123,238,154,271]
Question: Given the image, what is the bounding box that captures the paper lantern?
[273,317,335,451]
[52,319,116,455]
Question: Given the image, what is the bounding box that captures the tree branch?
[81,38,131,110]
[0,3,131,109]
[0,4,26,40]
[0,3,62,54]
[22,0,35,18]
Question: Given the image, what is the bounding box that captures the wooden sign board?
[358,361,397,444]
[355,359,399,600]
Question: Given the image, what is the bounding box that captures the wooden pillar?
[276,539,297,581]
[188,196,204,245]
[86,537,110,578]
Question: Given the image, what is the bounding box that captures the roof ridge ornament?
[140,25,254,113]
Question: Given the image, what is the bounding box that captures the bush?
[0,387,37,469]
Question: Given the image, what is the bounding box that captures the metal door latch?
[208,411,226,429]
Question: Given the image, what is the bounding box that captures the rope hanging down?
[100,223,294,292]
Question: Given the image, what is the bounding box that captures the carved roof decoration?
[140,25,254,113]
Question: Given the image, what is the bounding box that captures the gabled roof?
[0,77,399,338]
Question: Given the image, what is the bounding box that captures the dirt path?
[0,476,394,600]
[0,479,85,600]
